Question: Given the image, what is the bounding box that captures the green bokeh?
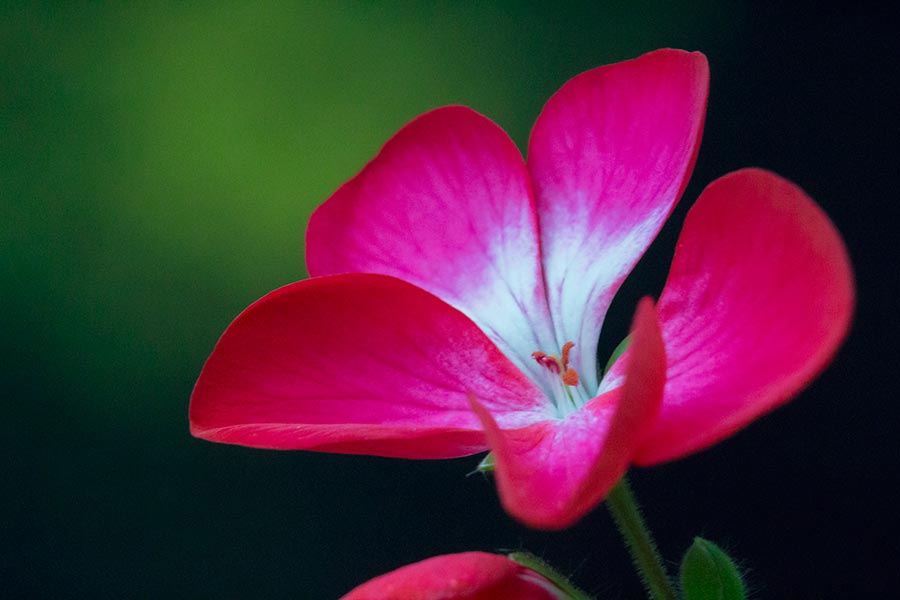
[2,1,727,429]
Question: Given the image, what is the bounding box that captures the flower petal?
[528,48,709,391]
[471,299,666,529]
[190,273,548,458]
[629,169,854,465]
[306,106,558,386]
[340,552,566,600]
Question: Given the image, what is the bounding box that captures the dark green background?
[3,2,897,597]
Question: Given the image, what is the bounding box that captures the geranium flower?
[340,552,572,600]
[190,49,854,529]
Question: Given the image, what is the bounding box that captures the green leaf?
[679,537,746,600]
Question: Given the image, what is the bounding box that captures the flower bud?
[341,551,575,599]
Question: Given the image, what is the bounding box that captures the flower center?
[531,341,585,416]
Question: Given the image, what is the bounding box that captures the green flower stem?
[605,477,677,600]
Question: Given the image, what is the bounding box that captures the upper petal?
[470,299,666,529]
[620,169,854,465]
[306,106,558,386]
[340,552,567,600]
[190,273,548,458]
[528,48,709,391]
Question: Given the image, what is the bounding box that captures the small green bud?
[679,537,746,600]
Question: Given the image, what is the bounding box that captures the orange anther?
[532,351,561,374]
[561,341,575,370]
[562,367,579,387]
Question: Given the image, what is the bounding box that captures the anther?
[562,368,579,387]
[531,351,561,374]
[561,341,575,371]
[532,343,580,388]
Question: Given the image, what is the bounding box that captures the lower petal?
[471,299,666,529]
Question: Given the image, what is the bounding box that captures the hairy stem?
[605,477,677,600]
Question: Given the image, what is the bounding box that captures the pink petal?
[340,552,565,600]
[306,106,558,386]
[471,299,666,529]
[190,273,548,458]
[630,169,855,465]
[528,49,709,392]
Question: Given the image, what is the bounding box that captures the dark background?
[3,1,897,597]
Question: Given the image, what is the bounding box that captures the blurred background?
[3,1,897,597]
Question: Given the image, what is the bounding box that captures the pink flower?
[190,49,854,529]
[340,552,570,600]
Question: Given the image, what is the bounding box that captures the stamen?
[531,351,561,374]
[532,343,579,388]
[532,342,583,415]
[561,341,575,371]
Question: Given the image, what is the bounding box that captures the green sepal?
[603,334,632,376]
[679,537,746,600]
[508,552,593,600]
[475,451,495,473]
